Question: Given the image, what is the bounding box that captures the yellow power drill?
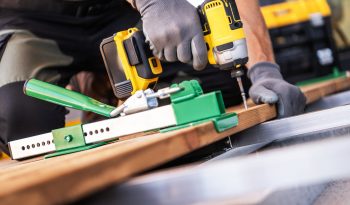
[100,0,248,108]
[199,0,249,109]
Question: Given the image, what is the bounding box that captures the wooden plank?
[301,76,350,104]
[0,77,349,205]
[0,106,276,205]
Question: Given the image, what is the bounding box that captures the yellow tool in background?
[260,0,331,30]
[259,0,339,83]
[100,0,249,108]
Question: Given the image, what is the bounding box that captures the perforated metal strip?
[9,133,56,160]
[9,105,177,160]
[83,105,177,144]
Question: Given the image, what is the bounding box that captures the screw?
[226,137,233,149]
[64,135,73,142]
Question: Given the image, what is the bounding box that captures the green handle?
[24,79,116,118]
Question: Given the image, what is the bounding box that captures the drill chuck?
[230,69,244,78]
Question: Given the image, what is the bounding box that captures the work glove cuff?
[248,62,283,83]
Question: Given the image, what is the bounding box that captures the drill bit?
[236,76,248,110]
[231,69,248,110]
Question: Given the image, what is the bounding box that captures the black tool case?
[260,0,341,83]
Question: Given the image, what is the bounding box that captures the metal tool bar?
[84,105,177,144]
[216,91,350,157]
[9,105,177,159]
[82,136,350,205]
[231,104,350,148]
[8,133,55,160]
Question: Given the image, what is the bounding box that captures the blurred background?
[259,0,350,83]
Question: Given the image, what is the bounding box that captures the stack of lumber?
[0,76,349,205]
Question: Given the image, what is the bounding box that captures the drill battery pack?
[100,28,163,99]
[260,0,341,83]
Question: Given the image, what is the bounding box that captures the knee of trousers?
[0,81,66,154]
[0,30,73,88]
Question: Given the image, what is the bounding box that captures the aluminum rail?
[231,104,350,148]
[80,135,350,205]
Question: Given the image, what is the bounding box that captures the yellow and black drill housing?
[198,0,248,70]
[100,28,162,99]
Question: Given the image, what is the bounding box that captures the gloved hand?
[248,62,306,118]
[133,0,208,70]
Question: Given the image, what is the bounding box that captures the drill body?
[199,0,249,109]
[199,0,248,72]
[100,0,249,106]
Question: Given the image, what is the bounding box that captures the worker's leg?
[0,30,73,155]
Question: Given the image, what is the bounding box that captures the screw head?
[64,135,73,142]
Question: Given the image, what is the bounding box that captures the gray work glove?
[248,62,306,118]
[134,0,208,70]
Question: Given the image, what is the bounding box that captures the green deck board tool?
[9,79,238,159]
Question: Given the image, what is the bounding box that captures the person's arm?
[236,0,275,68]
[237,0,306,118]
[126,0,136,7]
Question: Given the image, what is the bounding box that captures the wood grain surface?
[0,76,349,205]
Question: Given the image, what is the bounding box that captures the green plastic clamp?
[45,143,106,159]
[45,125,106,159]
[52,125,86,150]
[161,113,238,133]
[163,80,238,133]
